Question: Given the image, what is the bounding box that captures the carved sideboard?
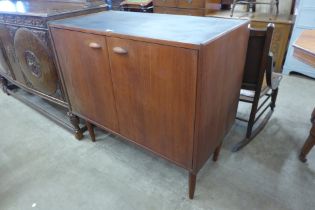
[0,0,106,138]
[49,11,249,198]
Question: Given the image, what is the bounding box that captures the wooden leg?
[86,121,96,142]
[212,142,222,162]
[271,88,279,111]
[189,172,196,199]
[246,96,260,139]
[68,112,83,140]
[0,76,9,95]
[299,134,315,163]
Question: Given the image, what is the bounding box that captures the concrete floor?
[0,75,314,210]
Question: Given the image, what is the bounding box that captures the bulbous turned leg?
[0,76,9,95]
[86,121,96,142]
[68,112,83,140]
[189,172,196,199]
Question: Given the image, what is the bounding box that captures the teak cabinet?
[49,11,249,198]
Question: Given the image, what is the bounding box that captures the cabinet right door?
[107,37,198,168]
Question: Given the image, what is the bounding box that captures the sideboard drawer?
[177,0,205,9]
[153,0,177,7]
[154,6,205,16]
[51,29,119,132]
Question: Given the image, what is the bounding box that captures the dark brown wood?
[51,30,119,133]
[86,121,96,142]
[212,142,223,162]
[207,11,293,73]
[107,37,197,168]
[0,75,9,95]
[299,108,315,163]
[49,11,249,198]
[189,172,197,199]
[193,23,249,170]
[290,0,296,15]
[234,24,283,152]
[68,112,83,140]
[0,0,106,138]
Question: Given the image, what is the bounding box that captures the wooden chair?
[233,23,282,152]
[299,108,315,162]
[230,0,279,17]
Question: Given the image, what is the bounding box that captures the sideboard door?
[50,29,119,132]
[107,37,197,168]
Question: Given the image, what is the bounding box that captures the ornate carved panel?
[0,14,47,28]
[14,28,58,95]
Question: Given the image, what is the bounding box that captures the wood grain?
[193,23,249,172]
[107,37,198,168]
[293,30,315,68]
[50,29,119,132]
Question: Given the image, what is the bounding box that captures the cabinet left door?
[50,29,119,132]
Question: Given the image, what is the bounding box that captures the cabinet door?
[107,37,197,168]
[51,29,119,132]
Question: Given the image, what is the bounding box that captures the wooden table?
[295,30,315,162]
[49,11,249,199]
[207,10,294,72]
[293,30,315,68]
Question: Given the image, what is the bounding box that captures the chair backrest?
[242,23,274,91]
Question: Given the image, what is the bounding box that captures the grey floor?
[0,75,314,210]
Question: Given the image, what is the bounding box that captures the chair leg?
[86,121,96,142]
[246,98,260,139]
[232,97,260,152]
[189,172,196,199]
[271,88,279,111]
[212,142,223,162]
[230,0,238,17]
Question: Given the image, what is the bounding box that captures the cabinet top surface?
[294,30,315,56]
[0,0,106,17]
[49,11,248,48]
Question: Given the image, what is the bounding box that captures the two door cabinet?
[49,11,249,199]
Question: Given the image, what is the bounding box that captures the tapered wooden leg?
[189,172,196,199]
[299,134,315,163]
[299,108,315,162]
[68,112,83,140]
[213,142,222,162]
[86,121,96,142]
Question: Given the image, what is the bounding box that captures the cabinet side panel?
[50,28,119,131]
[107,37,197,169]
[193,24,249,172]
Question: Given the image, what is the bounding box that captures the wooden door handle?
[113,47,128,54]
[89,42,102,49]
